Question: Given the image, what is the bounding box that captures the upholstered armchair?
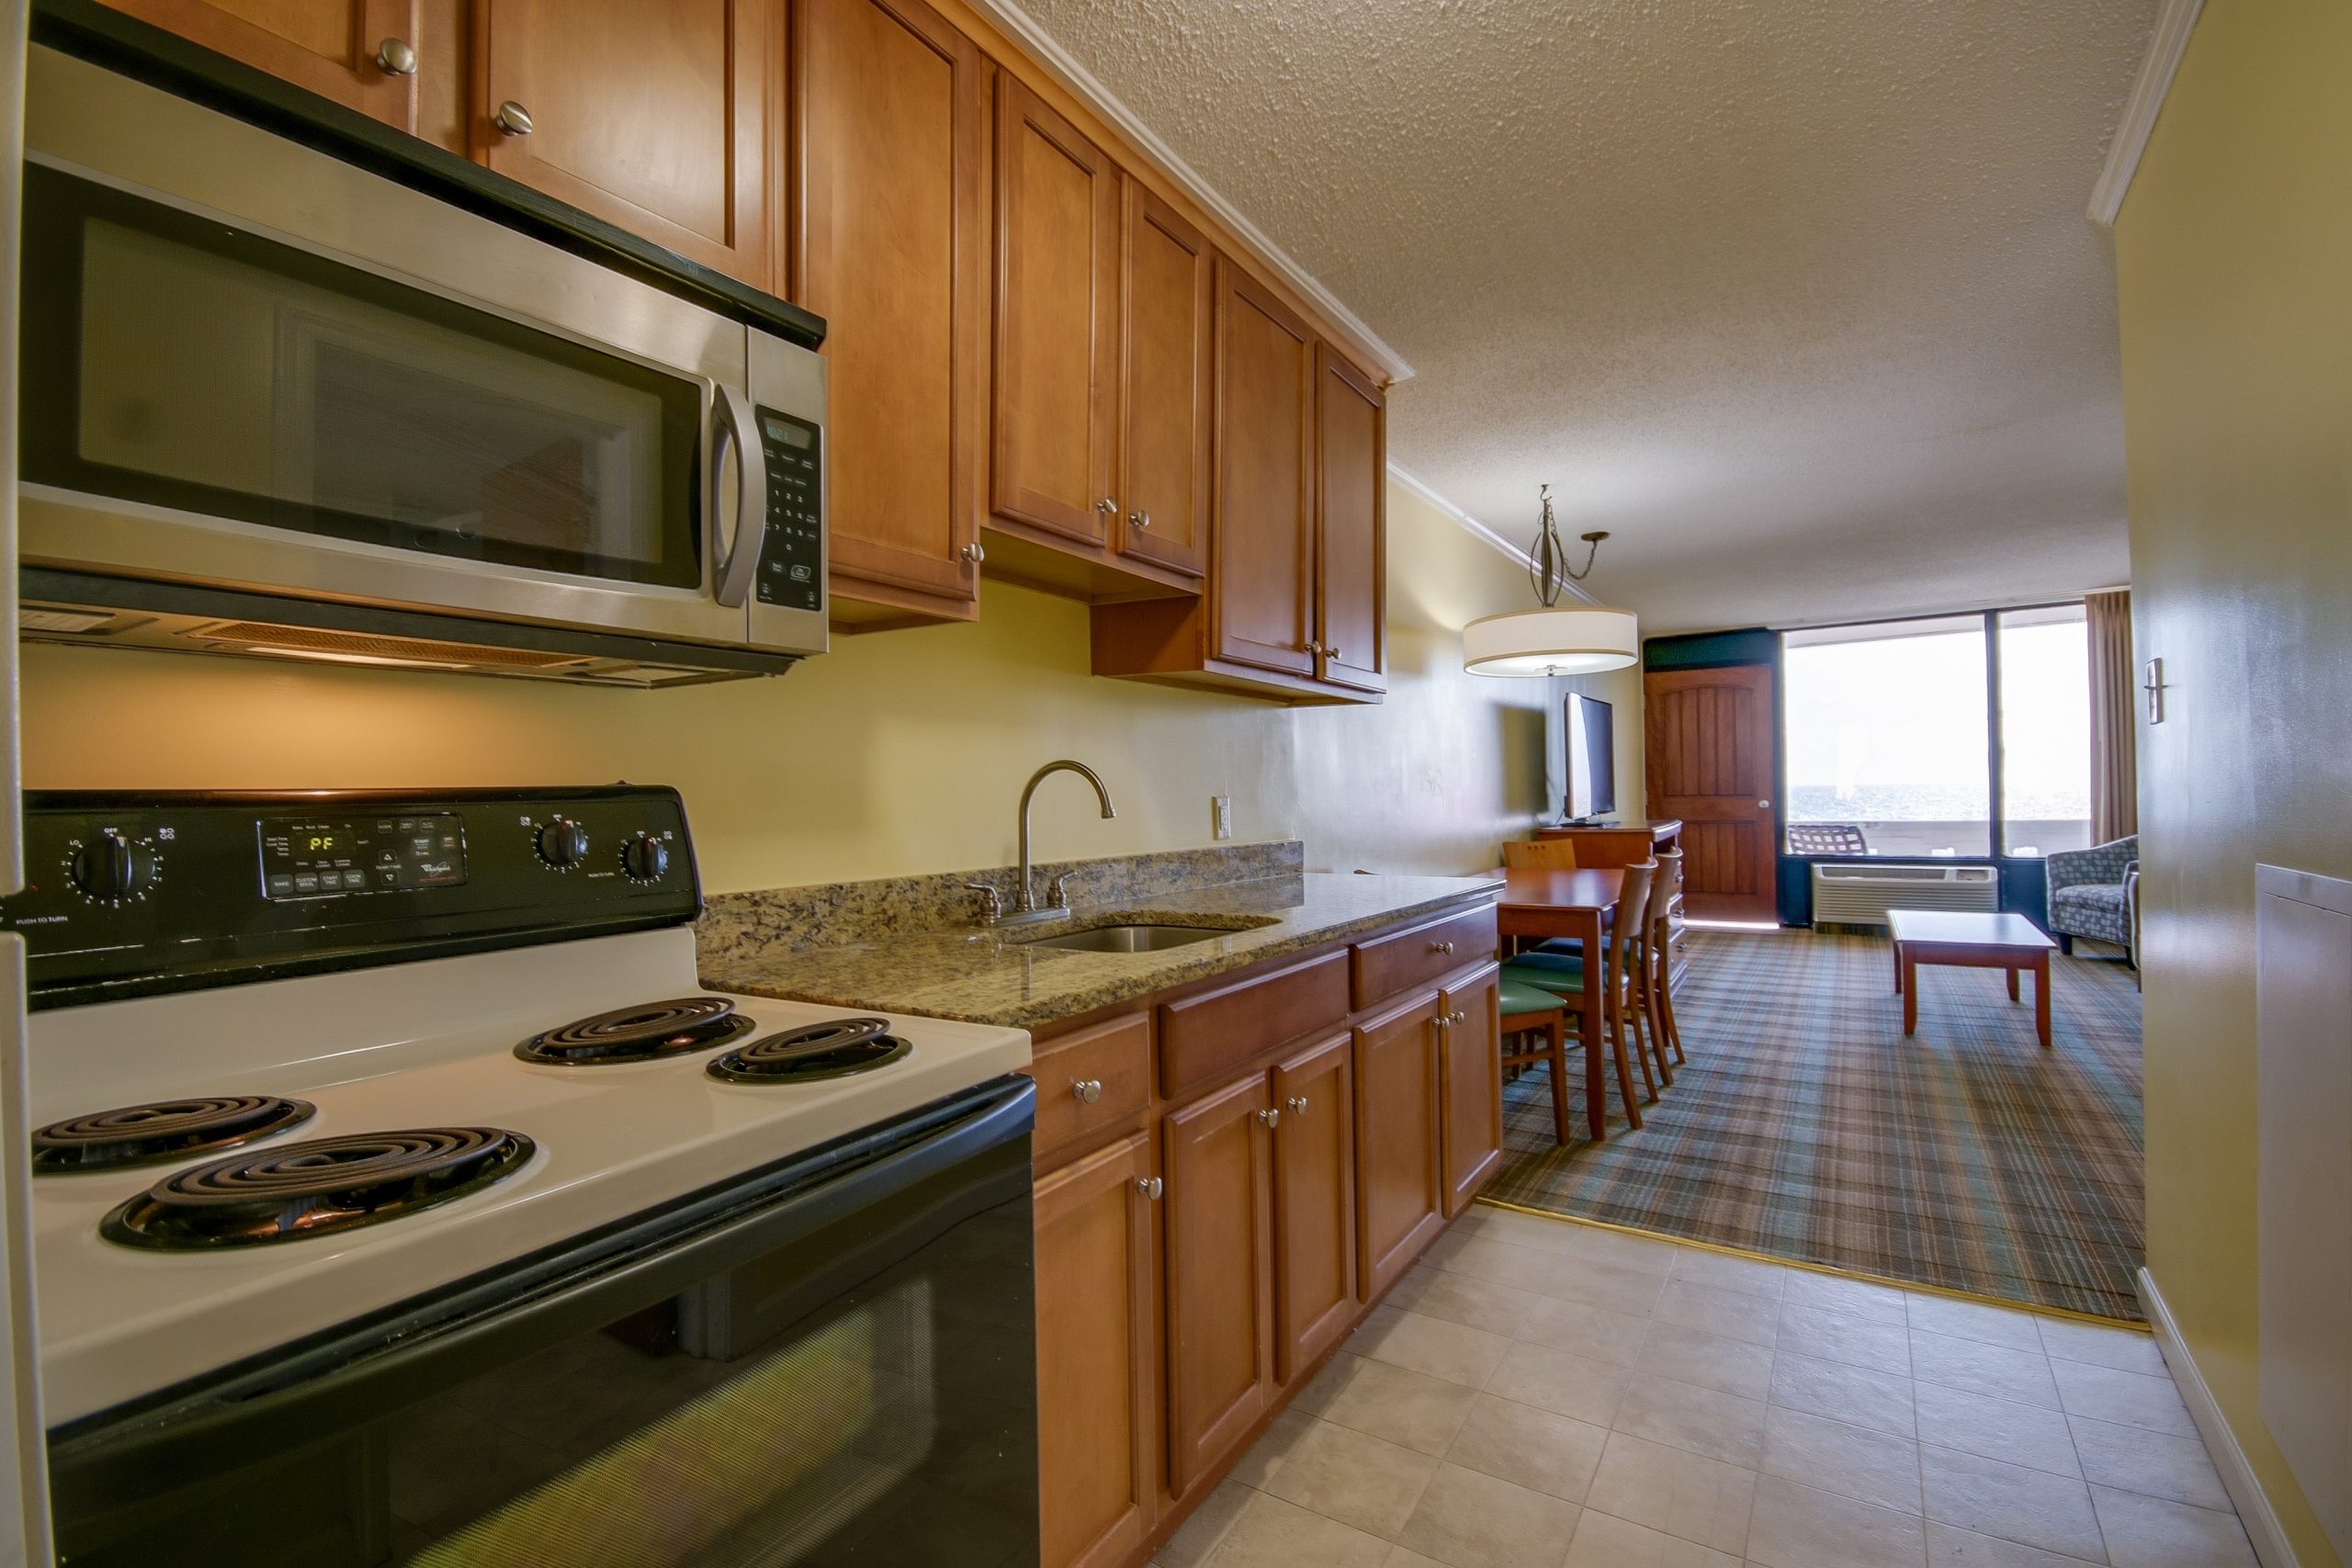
[2046,835,2138,960]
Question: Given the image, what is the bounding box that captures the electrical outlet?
[1212,795,1233,840]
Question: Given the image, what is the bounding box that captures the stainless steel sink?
[1017,923,1238,953]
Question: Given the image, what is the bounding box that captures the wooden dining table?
[1496,866,1625,1141]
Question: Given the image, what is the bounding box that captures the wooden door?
[105,0,421,128]
[1271,1032,1355,1383]
[1314,343,1385,694]
[794,0,986,609]
[1161,1071,1273,1497]
[1645,663,1780,921]
[1352,989,1446,1300]
[1035,1132,1158,1568]
[476,0,771,281]
[1211,257,1315,677]
[1114,183,1210,577]
[1438,964,1503,1217]
[991,74,1117,545]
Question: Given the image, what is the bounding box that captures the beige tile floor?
[1151,1205,2256,1568]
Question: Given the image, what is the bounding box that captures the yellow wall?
[2115,1,2352,1561]
[23,479,1634,892]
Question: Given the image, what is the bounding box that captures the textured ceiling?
[1015,0,2153,634]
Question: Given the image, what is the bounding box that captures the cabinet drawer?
[1159,950,1349,1099]
[1033,1013,1153,1165]
[1351,905,1499,1010]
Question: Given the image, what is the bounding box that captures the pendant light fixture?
[1463,484,1640,675]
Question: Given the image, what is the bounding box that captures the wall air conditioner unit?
[1811,863,1998,928]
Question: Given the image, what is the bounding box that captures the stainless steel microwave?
[17,48,828,686]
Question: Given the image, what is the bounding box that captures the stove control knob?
[69,829,156,904]
[620,834,670,882]
[536,817,589,870]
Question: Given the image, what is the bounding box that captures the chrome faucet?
[1013,760,1116,919]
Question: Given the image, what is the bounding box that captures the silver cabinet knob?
[1071,1078,1102,1105]
[1450,1010,1469,1025]
[1257,1107,1282,1129]
[960,541,987,564]
[1328,645,1343,661]
[1430,940,1455,955]
[493,100,535,136]
[1097,497,1118,515]
[1136,1176,1163,1201]
[375,38,417,75]
[1286,1096,1309,1116]
[1128,510,1151,529]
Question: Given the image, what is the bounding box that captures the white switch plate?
[1212,795,1233,840]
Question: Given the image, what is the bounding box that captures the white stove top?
[25,926,1031,1426]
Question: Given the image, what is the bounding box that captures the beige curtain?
[2085,589,2137,843]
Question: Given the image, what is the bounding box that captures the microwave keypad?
[754,410,822,613]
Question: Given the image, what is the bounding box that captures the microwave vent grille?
[192,622,594,671]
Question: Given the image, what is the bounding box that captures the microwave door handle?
[708,382,768,610]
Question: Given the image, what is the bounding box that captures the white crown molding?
[2088,0,2205,227]
[960,0,1413,385]
[2139,1267,2301,1568]
[1387,463,1600,607]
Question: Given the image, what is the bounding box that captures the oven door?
[44,1077,1038,1568]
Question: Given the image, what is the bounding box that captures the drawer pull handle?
[1070,1078,1102,1105]
[1136,1176,1163,1201]
[1286,1096,1309,1116]
[1257,1107,1282,1129]
[1430,940,1455,954]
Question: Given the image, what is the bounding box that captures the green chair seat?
[1498,977,1566,1017]
[1501,958,1585,998]
[1532,937,1586,957]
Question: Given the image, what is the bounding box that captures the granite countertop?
[698,870,1505,1031]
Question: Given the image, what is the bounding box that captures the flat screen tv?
[1562,693,1616,823]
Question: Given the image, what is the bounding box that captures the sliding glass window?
[1783,616,1991,858]
[1781,604,2090,860]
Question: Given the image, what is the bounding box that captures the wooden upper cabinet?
[104,0,423,129]
[1272,1032,1356,1383]
[1315,344,1386,694]
[1439,964,1503,1217]
[1116,183,1211,578]
[1161,1071,1273,1498]
[1212,256,1317,677]
[794,0,987,621]
[1035,1132,1159,1568]
[1352,988,1446,1301]
[474,0,770,282]
[991,74,1118,546]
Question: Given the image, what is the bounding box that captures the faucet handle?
[963,882,1003,926]
[1047,872,1073,908]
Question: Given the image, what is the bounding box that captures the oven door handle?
[708,380,768,610]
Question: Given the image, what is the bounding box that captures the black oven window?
[18,164,704,589]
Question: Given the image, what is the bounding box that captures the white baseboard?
[2139,1267,2301,1567]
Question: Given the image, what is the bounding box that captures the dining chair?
[1503,839,1582,962]
[1645,850,1687,1070]
[1498,976,1573,1145]
[1501,858,1657,1129]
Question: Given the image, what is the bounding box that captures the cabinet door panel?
[1439,964,1504,1217]
[1212,257,1314,676]
[1035,1132,1157,1568]
[1353,989,1445,1300]
[1272,1032,1356,1383]
[992,74,1117,544]
[796,0,985,604]
[479,0,770,281]
[1116,183,1209,577]
[1315,344,1385,693]
[106,0,419,128]
[1162,1072,1273,1497]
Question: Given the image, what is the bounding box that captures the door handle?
[1758,800,1772,809]
[708,383,767,609]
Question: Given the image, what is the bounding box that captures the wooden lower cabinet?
[1439,964,1504,1217]
[1035,1131,1159,1568]
[1271,1032,1356,1382]
[1352,987,1446,1300]
[1160,1072,1274,1498]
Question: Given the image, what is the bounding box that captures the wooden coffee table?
[1887,909,2058,1048]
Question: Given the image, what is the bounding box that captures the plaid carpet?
[1488,928,2146,1319]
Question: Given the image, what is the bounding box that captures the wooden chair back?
[1607,859,1657,999]
[1504,839,1579,871]
[1651,851,1684,942]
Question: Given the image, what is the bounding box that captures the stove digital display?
[258,814,467,900]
